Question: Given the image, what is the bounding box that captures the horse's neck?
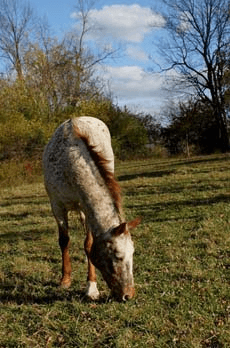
[85,191,121,237]
[73,142,121,236]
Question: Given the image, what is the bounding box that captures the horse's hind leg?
[80,212,99,300]
[52,203,72,288]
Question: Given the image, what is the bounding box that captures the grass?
[0,154,230,347]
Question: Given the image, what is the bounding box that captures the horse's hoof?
[60,279,71,289]
[85,281,100,300]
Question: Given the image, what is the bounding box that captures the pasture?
[0,154,230,347]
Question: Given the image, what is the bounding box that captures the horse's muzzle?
[119,287,135,302]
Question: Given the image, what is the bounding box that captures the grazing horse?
[43,116,140,301]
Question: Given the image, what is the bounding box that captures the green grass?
[1,154,230,347]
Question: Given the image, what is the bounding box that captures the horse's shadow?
[0,279,111,305]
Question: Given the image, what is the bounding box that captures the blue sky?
[29,0,171,116]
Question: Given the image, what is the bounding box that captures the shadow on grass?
[118,155,230,181]
[170,154,229,167]
[0,194,48,208]
[150,214,203,224]
[0,279,84,305]
[0,277,113,305]
[0,211,30,220]
[128,194,230,223]
[125,180,229,197]
[118,169,176,182]
[118,154,230,182]
[0,227,53,242]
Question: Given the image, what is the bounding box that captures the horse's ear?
[111,222,127,237]
[112,217,141,237]
[127,217,141,230]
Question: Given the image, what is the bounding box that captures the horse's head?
[90,218,140,301]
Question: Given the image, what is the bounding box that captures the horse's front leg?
[82,214,99,300]
[53,204,72,288]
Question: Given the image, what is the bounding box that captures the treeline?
[0,79,150,161]
[0,0,150,162]
[0,0,230,168]
[1,74,229,163]
[163,96,230,156]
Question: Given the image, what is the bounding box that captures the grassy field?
[0,154,230,347]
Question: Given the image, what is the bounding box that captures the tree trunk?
[215,109,229,152]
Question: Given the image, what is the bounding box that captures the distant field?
[1,154,230,347]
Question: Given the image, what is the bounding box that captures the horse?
[43,116,140,301]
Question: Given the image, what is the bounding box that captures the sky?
[29,0,172,117]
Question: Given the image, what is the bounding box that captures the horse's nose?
[122,288,135,301]
[122,294,130,301]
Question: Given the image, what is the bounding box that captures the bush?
[0,158,43,187]
[71,100,149,160]
[0,113,57,160]
[0,78,148,162]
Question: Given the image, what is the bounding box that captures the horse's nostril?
[122,294,130,301]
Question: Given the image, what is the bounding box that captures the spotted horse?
[43,116,140,301]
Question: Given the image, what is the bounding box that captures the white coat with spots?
[43,116,140,301]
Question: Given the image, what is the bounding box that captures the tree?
[153,0,230,152]
[70,0,119,96]
[139,114,162,144]
[23,0,119,117]
[24,33,104,118]
[0,0,34,79]
[163,99,219,155]
[224,53,230,109]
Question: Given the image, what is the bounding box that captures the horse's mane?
[73,123,122,216]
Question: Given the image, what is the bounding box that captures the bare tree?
[153,0,230,152]
[0,0,34,79]
[71,0,120,81]
[24,0,120,114]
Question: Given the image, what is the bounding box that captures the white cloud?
[102,65,162,98]
[71,4,169,115]
[126,46,148,61]
[178,11,192,33]
[99,65,171,114]
[98,65,183,115]
[72,4,165,43]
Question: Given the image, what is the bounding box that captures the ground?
[0,154,230,347]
